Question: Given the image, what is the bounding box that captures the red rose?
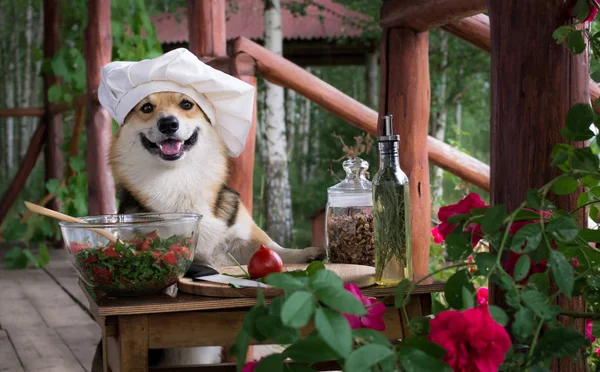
[431,226,444,244]
[476,287,488,306]
[429,305,511,372]
[92,266,113,284]
[433,193,488,247]
[570,1,599,23]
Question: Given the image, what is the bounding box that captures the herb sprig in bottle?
[372,114,412,285]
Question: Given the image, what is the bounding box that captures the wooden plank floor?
[0,245,101,372]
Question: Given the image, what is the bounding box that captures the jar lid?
[327,157,372,207]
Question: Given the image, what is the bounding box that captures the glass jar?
[325,157,374,266]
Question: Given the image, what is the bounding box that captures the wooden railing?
[234,37,491,191]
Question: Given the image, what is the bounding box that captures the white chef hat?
[98,48,255,158]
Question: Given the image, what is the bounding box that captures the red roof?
[151,0,369,44]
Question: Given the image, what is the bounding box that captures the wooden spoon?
[24,201,119,243]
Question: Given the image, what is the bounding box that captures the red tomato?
[180,247,191,259]
[162,251,178,265]
[103,245,120,258]
[84,255,98,264]
[248,245,283,279]
[68,242,90,254]
[147,231,159,241]
[140,239,152,252]
[130,237,143,250]
[151,250,162,262]
[169,244,182,256]
[92,266,113,284]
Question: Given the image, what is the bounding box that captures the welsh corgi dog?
[90,92,324,370]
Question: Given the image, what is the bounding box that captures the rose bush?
[229,1,600,370]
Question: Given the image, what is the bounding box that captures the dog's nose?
[157,116,179,134]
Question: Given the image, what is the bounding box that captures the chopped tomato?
[84,255,98,264]
[140,239,152,252]
[162,251,178,265]
[69,242,90,254]
[151,250,162,262]
[180,247,191,259]
[130,237,143,250]
[103,245,120,258]
[92,266,113,284]
[147,231,159,241]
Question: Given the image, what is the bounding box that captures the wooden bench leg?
[119,315,149,372]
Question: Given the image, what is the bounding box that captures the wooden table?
[81,280,444,372]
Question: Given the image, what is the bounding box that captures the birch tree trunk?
[285,88,296,161]
[431,32,448,206]
[455,67,464,146]
[263,0,293,246]
[300,92,311,184]
[19,1,33,159]
[365,49,378,109]
[5,30,16,178]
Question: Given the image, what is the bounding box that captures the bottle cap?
[379,114,400,142]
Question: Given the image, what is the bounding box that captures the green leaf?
[481,205,506,234]
[571,147,600,172]
[397,347,451,372]
[582,175,600,188]
[264,273,306,291]
[229,330,250,372]
[461,287,474,309]
[352,328,392,347]
[591,205,600,223]
[243,305,268,341]
[281,291,315,328]
[567,30,586,54]
[255,353,284,372]
[513,255,531,282]
[315,287,365,315]
[527,189,544,210]
[488,305,508,327]
[4,247,29,269]
[283,334,338,364]
[577,192,589,208]
[528,273,551,294]
[447,213,470,225]
[285,366,317,372]
[314,308,352,358]
[553,26,574,44]
[534,328,587,359]
[521,290,559,320]
[399,336,446,359]
[36,244,50,268]
[546,216,580,243]
[444,270,475,310]
[344,344,394,372]
[2,218,28,241]
[551,177,579,195]
[445,233,473,261]
[549,250,575,298]
[394,279,412,308]
[592,321,600,338]
[47,84,63,102]
[309,269,343,290]
[572,0,591,22]
[305,261,325,276]
[408,316,431,337]
[510,224,542,253]
[474,252,496,276]
[513,307,535,342]
[46,178,62,195]
[69,157,86,173]
[255,315,300,344]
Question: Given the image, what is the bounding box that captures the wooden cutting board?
[178,263,376,298]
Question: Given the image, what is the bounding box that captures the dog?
[90,92,324,370]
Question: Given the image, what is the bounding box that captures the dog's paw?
[300,246,326,262]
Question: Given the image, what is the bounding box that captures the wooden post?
[43,0,63,211]
[489,1,587,370]
[84,0,116,215]
[187,0,227,57]
[379,28,431,281]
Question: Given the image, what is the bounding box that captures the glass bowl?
[59,213,201,296]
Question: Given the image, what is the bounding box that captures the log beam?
[85,0,116,215]
[43,0,63,211]
[380,0,487,32]
[379,28,431,281]
[489,2,587,371]
[234,37,490,191]
[0,122,47,225]
[441,14,491,52]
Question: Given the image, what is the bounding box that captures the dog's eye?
[180,100,194,110]
[140,103,154,114]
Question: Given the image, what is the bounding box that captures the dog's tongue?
[159,140,183,156]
